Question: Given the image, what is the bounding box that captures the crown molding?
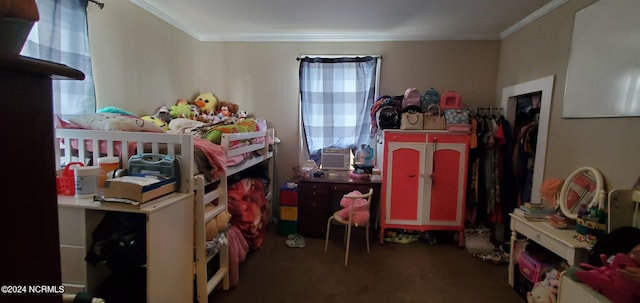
[132,0,565,42]
[500,0,569,39]
[197,33,499,42]
[129,0,204,41]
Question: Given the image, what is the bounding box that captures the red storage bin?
[280,186,298,206]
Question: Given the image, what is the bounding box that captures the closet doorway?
[500,75,554,205]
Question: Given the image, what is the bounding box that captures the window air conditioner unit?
[320,148,351,171]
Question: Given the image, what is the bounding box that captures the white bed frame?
[55,127,275,302]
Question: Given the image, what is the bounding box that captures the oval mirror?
[558,166,604,219]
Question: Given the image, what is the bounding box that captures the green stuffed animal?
[204,124,249,144]
[170,100,193,119]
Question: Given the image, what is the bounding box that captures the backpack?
[85,212,147,272]
[402,88,421,109]
[421,88,440,112]
[440,90,463,109]
[370,95,403,136]
[376,106,400,130]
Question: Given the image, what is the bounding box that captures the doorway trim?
[501,75,554,204]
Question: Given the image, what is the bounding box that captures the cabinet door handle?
[409,174,416,178]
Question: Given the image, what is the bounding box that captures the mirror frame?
[558,166,604,219]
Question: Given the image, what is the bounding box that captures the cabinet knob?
[333,186,337,190]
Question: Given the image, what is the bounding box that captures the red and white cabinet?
[379,130,469,246]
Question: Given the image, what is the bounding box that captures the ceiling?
[129,0,565,42]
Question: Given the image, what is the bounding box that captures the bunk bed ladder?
[194,174,229,302]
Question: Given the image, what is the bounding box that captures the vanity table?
[508,213,592,287]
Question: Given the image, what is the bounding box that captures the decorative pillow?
[61,113,166,132]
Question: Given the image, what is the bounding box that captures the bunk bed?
[54,121,276,302]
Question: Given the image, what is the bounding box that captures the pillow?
[61,113,166,132]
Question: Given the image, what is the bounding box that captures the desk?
[297,173,381,238]
[508,213,591,287]
[58,193,194,302]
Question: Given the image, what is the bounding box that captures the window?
[298,56,380,165]
[21,0,96,115]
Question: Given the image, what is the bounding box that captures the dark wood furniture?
[0,55,83,303]
[297,173,381,238]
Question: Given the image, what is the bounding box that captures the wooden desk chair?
[324,188,373,266]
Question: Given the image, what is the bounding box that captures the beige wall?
[89,0,639,195]
[87,0,201,116]
[88,3,500,187]
[497,0,640,190]
[196,41,499,186]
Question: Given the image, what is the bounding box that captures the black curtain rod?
[296,55,381,62]
[89,0,105,9]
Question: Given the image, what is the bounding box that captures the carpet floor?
[208,226,524,303]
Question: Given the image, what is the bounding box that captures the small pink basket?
[56,162,84,196]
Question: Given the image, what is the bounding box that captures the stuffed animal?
[97,106,137,117]
[154,105,172,124]
[204,204,232,240]
[193,92,218,115]
[527,283,555,303]
[169,100,193,119]
[338,190,370,226]
[204,124,249,144]
[140,115,168,131]
[527,269,560,303]
[216,101,239,118]
[571,251,640,303]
